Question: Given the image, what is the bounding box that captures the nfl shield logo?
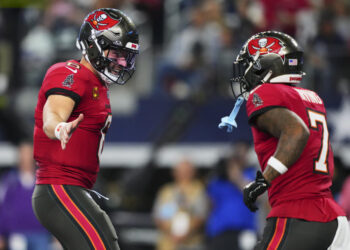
[62,74,74,88]
[252,93,263,107]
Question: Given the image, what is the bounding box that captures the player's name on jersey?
[294,88,323,105]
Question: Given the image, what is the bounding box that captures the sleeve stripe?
[248,105,286,124]
[45,88,81,105]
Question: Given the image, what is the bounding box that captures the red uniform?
[34,60,112,189]
[246,83,345,222]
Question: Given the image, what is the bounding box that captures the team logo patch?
[247,37,285,61]
[86,10,121,30]
[62,74,74,88]
[252,93,263,107]
[92,86,99,100]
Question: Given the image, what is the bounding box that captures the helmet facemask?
[100,47,137,85]
[231,52,272,100]
[231,58,250,100]
[84,30,138,86]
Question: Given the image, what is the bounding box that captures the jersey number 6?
[307,109,329,174]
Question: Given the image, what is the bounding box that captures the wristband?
[267,156,288,174]
[54,122,67,140]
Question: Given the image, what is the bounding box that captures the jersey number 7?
[307,109,329,174]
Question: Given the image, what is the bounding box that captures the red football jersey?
[34,60,112,189]
[246,83,345,222]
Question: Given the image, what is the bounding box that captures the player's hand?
[243,171,270,212]
[57,114,84,150]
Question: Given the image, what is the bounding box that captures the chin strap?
[218,96,245,133]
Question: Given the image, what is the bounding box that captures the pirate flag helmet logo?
[247,37,286,62]
[86,10,121,31]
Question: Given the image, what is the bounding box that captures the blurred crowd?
[1,0,350,99]
[1,0,350,249]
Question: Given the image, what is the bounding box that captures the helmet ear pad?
[78,23,103,67]
[244,67,266,90]
[84,42,106,71]
[97,37,110,50]
[259,53,285,80]
[79,28,110,72]
[244,54,283,89]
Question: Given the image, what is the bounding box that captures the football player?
[220,31,350,249]
[32,8,139,249]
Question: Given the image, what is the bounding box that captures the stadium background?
[1,0,350,249]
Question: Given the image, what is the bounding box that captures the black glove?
[243,171,270,212]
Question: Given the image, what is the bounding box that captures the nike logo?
[65,66,78,74]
